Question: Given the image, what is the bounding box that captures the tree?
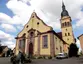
[68,43,78,57]
[0,46,2,53]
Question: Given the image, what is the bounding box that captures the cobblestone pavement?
[0,57,83,64]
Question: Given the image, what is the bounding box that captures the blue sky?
[0,0,83,50]
[0,0,14,17]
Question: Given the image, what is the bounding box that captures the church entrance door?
[29,43,33,57]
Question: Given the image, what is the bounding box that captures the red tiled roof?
[57,32,62,38]
[77,34,83,39]
[0,46,7,50]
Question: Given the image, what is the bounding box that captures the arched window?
[65,22,67,26]
[68,33,70,36]
[30,32,34,37]
[67,22,71,26]
[65,33,67,36]
[67,22,70,26]
[43,35,48,48]
[19,39,25,49]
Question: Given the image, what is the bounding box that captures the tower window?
[67,22,70,26]
[66,29,67,31]
[65,33,67,36]
[61,23,64,27]
[67,22,71,26]
[63,23,65,27]
[65,22,67,26]
[68,33,70,36]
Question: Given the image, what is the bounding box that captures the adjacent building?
[78,34,83,53]
[0,46,8,57]
[15,2,75,57]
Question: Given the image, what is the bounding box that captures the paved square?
[0,57,83,64]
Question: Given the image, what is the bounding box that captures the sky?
[0,0,83,50]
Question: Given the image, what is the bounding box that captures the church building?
[15,2,75,57]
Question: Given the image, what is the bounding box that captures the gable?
[17,12,53,37]
[78,34,83,39]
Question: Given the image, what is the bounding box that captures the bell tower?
[60,2,75,45]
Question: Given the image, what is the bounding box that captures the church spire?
[62,1,66,11]
[61,1,69,17]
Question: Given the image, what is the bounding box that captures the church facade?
[15,3,74,57]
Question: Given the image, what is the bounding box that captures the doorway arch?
[29,43,33,57]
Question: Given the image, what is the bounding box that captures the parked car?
[56,53,68,59]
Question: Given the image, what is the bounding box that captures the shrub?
[43,56,46,59]
[37,56,43,59]
[68,43,78,57]
[31,56,36,59]
[48,56,52,59]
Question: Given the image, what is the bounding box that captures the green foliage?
[31,56,36,59]
[0,46,2,53]
[37,56,43,59]
[48,56,52,59]
[79,51,83,55]
[43,56,46,59]
[68,43,79,57]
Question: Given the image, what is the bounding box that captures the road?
[0,57,83,64]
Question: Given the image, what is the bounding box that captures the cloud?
[2,41,15,50]
[18,0,31,6]
[7,0,80,31]
[0,12,29,26]
[0,30,14,41]
[75,11,83,27]
[0,30,15,49]
[47,21,61,30]
[30,0,83,30]
[7,0,31,15]
[16,25,23,30]
[5,0,83,31]
[0,13,22,25]
[31,0,83,18]
[72,11,83,30]
[6,0,33,26]
[0,24,17,32]
[0,13,12,24]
